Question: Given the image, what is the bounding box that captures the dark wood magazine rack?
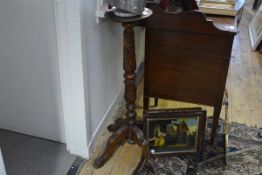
[143,2,236,145]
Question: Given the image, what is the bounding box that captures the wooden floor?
[79,19,262,175]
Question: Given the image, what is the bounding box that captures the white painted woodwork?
[53,0,89,158]
[0,0,65,142]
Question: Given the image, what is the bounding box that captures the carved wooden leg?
[131,126,158,173]
[93,126,128,168]
[107,118,128,132]
[210,106,222,145]
[132,155,146,175]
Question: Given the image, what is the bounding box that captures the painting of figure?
[147,117,199,154]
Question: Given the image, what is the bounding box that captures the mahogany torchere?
[93,9,157,173]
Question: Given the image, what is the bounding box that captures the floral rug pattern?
[137,121,262,175]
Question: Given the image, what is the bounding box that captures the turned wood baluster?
[123,22,137,141]
[93,10,156,172]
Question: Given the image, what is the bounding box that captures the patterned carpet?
[137,118,262,175]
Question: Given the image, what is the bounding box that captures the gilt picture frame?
[249,4,262,51]
[144,109,206,157]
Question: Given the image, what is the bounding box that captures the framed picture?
[144,108,206,157]
[249,4,262,51]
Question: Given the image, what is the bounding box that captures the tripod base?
[93,118,157,173]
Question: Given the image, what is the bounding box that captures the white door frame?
[0,148,6,175]
[53,0,90,159]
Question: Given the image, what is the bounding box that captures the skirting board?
[87,62,144,160]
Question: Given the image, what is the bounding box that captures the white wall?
[0,0,65,142]
[82,0,123,136]
[81,0,145,148]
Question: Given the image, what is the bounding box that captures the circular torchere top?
[105,8,153,23]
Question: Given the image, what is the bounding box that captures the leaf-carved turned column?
[123,23,137,143]
[123,23,137,127]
